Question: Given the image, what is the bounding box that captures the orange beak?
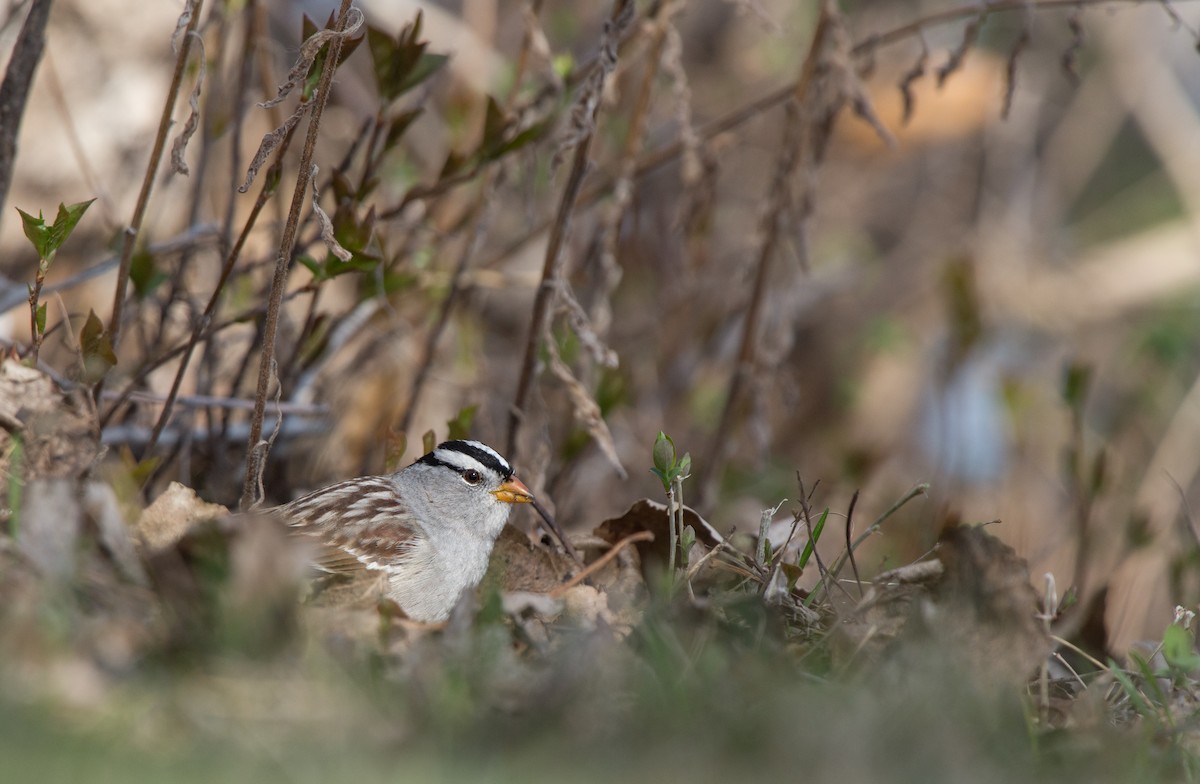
[491,475,534,504]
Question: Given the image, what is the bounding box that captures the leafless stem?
[105,0,205,362]
[142,155,285,455]
[505,0,634,461]
[240,0,354,510]
[550,530,653,596]
[27,259,48,361]
[843,490,862,595]
[821,483,929,601]
[0,0,52,217]
[697,2,840,495]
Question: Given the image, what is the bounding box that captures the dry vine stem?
[240,0,355,510]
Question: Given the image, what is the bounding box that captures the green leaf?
[34,302,46,336]
[1163,623,1200,674]
[552,53,573,79]
[50,199,95,250]
[652,431,675,475]
[296,254,323,279]
[1061,361,1093,412]
[299,12,364,101]
[17,207,50,259]
[331,168,356,203]
[17,198,95,261]
[677,452,692,480]
[680,524,696,554]
[368,14,447,103]
[479,117,555,164]
[422,429,436,454]
[382,108,423,154]
[399,51,448,96]
[1130,651,1170,707]
[1108,661,1154,719]
[129,249,167,298]
[797,508,829,570]
[1089,449,1107,496]
[78,309,117,383]
[361,269,417,298]
[446,405,477,441]
[482,95,507,151]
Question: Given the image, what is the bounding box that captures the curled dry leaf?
[553,0,635,165]
[169,0,195,53]
[169,33,206,176]
[309,164,353,262]
[239,101,309,192]
[546,343,626,478]
[260,8,365,109]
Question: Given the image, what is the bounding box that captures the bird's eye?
[462,469,483,485]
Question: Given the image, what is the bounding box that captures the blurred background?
[1,0,1198,655]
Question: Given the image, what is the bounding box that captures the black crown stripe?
[422,440,512,478]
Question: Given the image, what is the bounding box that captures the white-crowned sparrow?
[274,439,540,621]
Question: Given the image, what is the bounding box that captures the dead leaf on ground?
[838,523,1049,688]
[595,498,722,572]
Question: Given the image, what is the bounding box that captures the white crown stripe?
[463,440,508,470]
[436,440,512,475]
[431,448,505,476]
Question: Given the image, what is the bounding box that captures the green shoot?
[16,199,94,361]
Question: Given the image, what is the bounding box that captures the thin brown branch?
[105,0,205,362]
[505,0,635,461]
[399,1,546,435]
[696,1,841,495]
[142,156,285,455]
[480,0,1146,276]
[844,489,862,595]
[850,0,1150,57]
[0,0,52,217]
[240,0,354,510]
[550,530,653,596]
[1002,9,1033,119]
[399,179,498,434]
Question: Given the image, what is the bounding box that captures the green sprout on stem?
[16,198,94,362]
[651,431,692,578]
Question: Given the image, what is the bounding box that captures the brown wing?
[274,476,422,576]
